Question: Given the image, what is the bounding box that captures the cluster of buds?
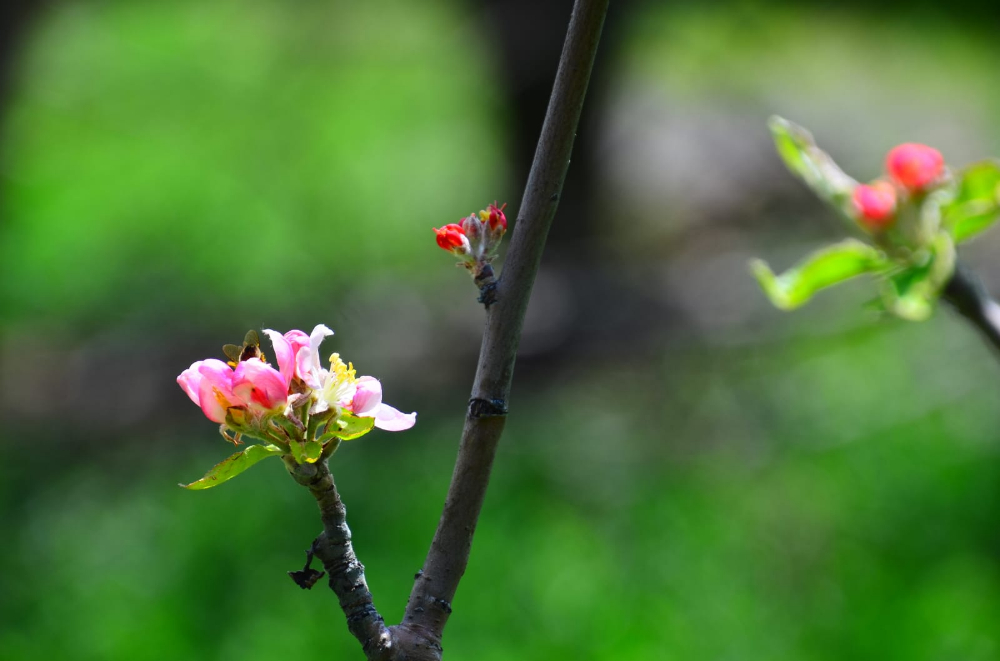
[433,202,508,284]
[753,116,1000,322]
[851,143,946,230]
[178,325,415,465]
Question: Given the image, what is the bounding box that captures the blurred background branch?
[943,264,1000,355]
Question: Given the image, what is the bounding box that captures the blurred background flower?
[2,1,1000,659]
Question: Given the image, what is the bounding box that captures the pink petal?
[232,359,288,411]
[296,324,334,388]
[177,361,206,405]
[284,330,310,357]
[373,403,416,431]
[351,376,383,417]
[195,360,239,423]
[263,329,294,385]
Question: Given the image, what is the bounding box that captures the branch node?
[477,280,499,307]
[468,397,508,418]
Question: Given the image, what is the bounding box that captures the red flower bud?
[433,224,467,253]
[852,181,896,228]
[885,143,944,191]
[485,201,507,231]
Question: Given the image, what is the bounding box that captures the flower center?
[321,353,358,408]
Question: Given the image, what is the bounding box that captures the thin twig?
[943,263,1000,355]
[398,0,609,648]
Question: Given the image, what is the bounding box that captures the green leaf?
[943,160,1000,243]
[332,413,375,441]
[180,444,284,490]
[751,239,890,310]
[768,116,858,209]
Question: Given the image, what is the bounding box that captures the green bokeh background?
[2,1,1000,659]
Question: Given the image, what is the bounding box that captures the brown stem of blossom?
[943,263,1000,355]
[397,0,609,651]
[286,458,393,658]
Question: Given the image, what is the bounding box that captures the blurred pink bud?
[886,143,944,191]
[852,181,896,228]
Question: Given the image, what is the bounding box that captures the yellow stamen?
[329,353,357,384]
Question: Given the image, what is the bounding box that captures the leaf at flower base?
[881,266,934,321]
[879,234,955,322]
[332,413,375,441]
[943,160,1000,243]
[302,440,323,463]
[180,444,284,490]
[768,116,858,209]
[750,239,890,311]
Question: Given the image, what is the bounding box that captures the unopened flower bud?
[434,201,509,295]
[433,223,470,256]
[461,213,484,244]
[852,180,896,229]
[886,143,944,191]
[478,201,507,231]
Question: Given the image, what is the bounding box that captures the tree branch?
[289,2,608,658]
[286,459,393,658]
[398,0,609,648]
[943,263,1000,355]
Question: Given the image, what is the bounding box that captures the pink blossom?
[232,358,288,411]
[177,358,246,424]
[178,330,297,423]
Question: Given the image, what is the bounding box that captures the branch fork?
[288,1,609,658]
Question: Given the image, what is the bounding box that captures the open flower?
[178,349,289,424]
[178,325,416,488]
[294,324,417,431]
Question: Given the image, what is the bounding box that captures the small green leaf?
[332,413,375,441]
[180,444,284,490]
[288,437,307,464]
[943,160,1000,243]
[751,239,890,310]
[768,116,858,209]
[302,440,323,463]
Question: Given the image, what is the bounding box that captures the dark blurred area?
[2,1,1000,659]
